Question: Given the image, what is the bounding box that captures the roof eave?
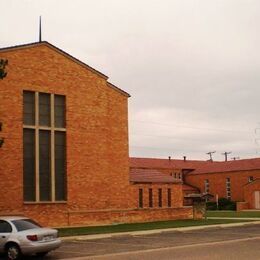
[0,41,108,79]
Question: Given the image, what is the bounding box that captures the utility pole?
[206,151,216,161]
[222,151,232,161]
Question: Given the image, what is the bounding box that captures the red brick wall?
[67,207,193,227]
[133,183,183,209]
[0,43,193,226]
[185,170,260,202]
[243,180,260,209]
[0,43,130,219]
[236,202,249,211]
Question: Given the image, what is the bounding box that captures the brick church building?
[0,42,193,226]
[130,157,260,210]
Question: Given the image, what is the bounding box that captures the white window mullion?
[35,92,40,202]
[51,94,55,202]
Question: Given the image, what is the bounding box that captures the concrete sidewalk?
[208,217,260,220]
[61,220,260,241]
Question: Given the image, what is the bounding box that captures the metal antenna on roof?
[206,151,215,161]
[39,16,42,42]
[222,151,231,161]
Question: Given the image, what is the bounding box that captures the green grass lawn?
[57,218,251,237]
[206,210,260,218]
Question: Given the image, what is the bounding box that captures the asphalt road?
[5,224,260,260]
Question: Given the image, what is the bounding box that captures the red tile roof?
[130,168,181,184]
[130,157,260,175]
[182,184,200,192]
[191,158,260,175]
[130,157,209,170]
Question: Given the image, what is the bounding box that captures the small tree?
[0,59,8,79]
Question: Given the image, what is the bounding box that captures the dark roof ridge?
[0,41,131,97]
[130,157,207,162]
[107,82,130,98]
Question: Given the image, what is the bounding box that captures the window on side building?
[226,177,231,200]
[23,91,66,202]
[248,176,254,183]
[167,188,171,207]
[158,188,162,207]
[204,179,209,193]
[138,189,143,208]
[149,188,153,208]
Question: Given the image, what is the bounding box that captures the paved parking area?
[2,224,260,259]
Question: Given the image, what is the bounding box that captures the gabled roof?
[130,157,209,170]
[130,168,181,184]
[0,41,130,97]
[182,184,200,192]
[191,158,260,175]
[130,157,260,175]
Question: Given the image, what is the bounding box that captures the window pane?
[139,189,143,208]
[23,91,35,125]
[23,129,35,201]
[167,188,171,207]
[12,219,41,231]
[55,132,66,200]
[0,221,12,233]
[39,93,50,126]
[149,188,153,208]
[55,95,65,128]
[39,130,51,201]
[158,188,162,207]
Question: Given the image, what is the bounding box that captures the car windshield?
[11,219,42,232]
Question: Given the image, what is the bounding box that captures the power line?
[130,120,250,134]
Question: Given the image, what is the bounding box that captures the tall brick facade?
[0,42,192,226]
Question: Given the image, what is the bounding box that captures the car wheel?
[36,251,48,257]
[6,244,21,260]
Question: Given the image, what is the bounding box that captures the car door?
[0,220,12,252]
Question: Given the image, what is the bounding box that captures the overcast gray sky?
[2,0,260,161]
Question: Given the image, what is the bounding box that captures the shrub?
[206,202,217,210]
[218,198,236,211]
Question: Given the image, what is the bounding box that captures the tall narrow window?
[158,188,162,207]
[149,188,153,208]
[39,93,51,126]
[23,92,35,125]
[205,179,209,193]
[55,95,65,128]
[226,177,231,200]
[23,91,66,202]
[55,132,66,201]
[39,130,51,201]
[23,129,35,201]
[167,188,171,207]
[139,189,143,208]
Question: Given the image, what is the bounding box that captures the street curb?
[60,220,260,241]
[65,236,260,260]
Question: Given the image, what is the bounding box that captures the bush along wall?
[206,198,236,211]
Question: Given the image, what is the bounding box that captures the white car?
[0,216,61,259]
